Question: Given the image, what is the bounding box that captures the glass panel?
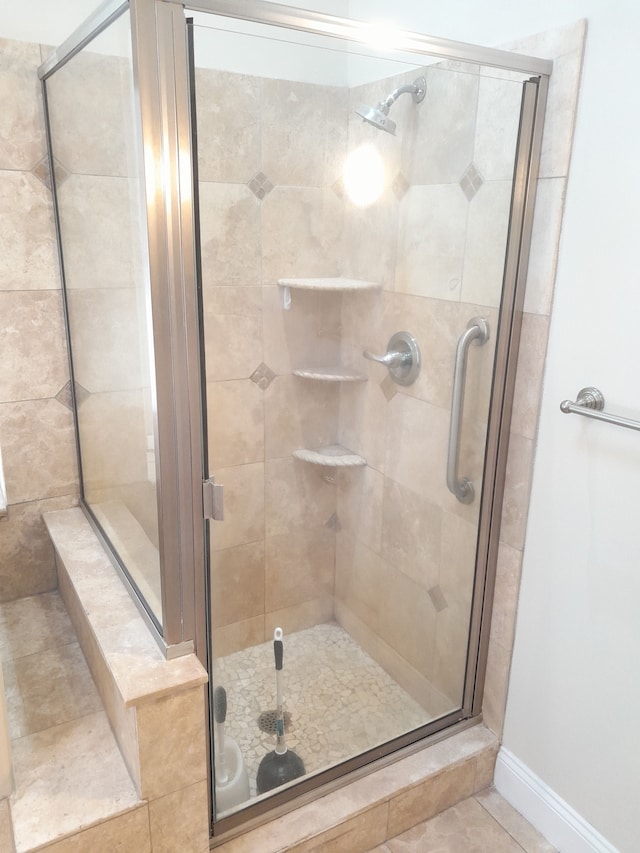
[191,14,527,819]
[45,11,162,626]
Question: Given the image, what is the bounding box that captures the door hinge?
[202,478,224,521]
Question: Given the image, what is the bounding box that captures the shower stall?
[38,0,550,839]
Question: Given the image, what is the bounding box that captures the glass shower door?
[189,11,532,825]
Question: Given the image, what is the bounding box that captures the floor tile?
[0,592,75,662]
[10,711,141,851]
[3,641,103,738]
[385,797,523,852]
[476,788,557,852]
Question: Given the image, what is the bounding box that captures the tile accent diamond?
[392,171,410,200]
[248,171,274,200]
[31,156,70,191]
[55,381,90,410]
[380,375,397,402]
[250,362,276,391]
[459,163,484,201]
[428,585,448,612]
[54,381,73,411]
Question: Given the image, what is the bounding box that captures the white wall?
[2,0,638,849]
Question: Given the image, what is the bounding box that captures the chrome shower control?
[363,331,421,386]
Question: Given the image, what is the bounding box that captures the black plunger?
[256,627,305,794]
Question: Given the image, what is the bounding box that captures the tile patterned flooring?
[0,591,141,852]
[213,622,433,808]
[371,788,557,852]
[0,595,558,851]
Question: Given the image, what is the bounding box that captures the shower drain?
[258,710,292,734]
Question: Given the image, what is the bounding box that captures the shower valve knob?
[362,331,421,387]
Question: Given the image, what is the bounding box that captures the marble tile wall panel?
[264,528,335,613]
[264,375,339,460]
[386,759,477,839]
[213,614,265,658]
[337,379,388,474]
[207,379,264,469]
[335,533,384,634]
[209,462,265,552]
[66,287,146,393]
[210,541,265,628]
[194,69,261,184]
[262,80,348,189]
[380,478,441,590]
[523,178,567,316]
[0,170,58,291]
[336,464,384,555]
[461,180,513,308]
[202,287,263,382]
[0,496,77,602]
[136,687,208,801]
[263,595,334,639]
[56,174,142,292]
[261,186,343,282]
[46,49,134,179]
[473,73,525,182]
[395,184,468,300]
[341,190,398,289]
[405,66,479,186]
[77,390,148,494]
[0,39,45,171]
[265,456,336,538]
[262,286,342,377]
[148,779,209,853]
[0,290,68,403]
[198,183,261,288]
[0,399,77,505]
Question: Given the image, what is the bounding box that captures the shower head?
[355,76,426,136]
[355,103,397,135]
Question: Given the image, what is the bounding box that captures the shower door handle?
[447,318,490,504]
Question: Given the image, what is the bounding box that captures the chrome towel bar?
[560,386,640,432]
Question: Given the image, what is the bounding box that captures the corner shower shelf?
[278,277,381,309]
[293,445,367,467]
[292,367,367,383]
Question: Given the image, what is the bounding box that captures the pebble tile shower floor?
[213,622,432,806]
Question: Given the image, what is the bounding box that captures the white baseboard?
[494,747,618,853]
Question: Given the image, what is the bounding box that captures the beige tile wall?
[0,38,78,601]
[199,72,349,657]
[334,64,516,711]
[199,53,560,725]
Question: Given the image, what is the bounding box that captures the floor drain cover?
[258,710,292,734]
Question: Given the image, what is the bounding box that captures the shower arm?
[378,81,425,114]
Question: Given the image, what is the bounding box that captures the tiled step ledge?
[214,723,498,852]
[43,507,210,845]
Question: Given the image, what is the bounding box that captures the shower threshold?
[213,621,437,811]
